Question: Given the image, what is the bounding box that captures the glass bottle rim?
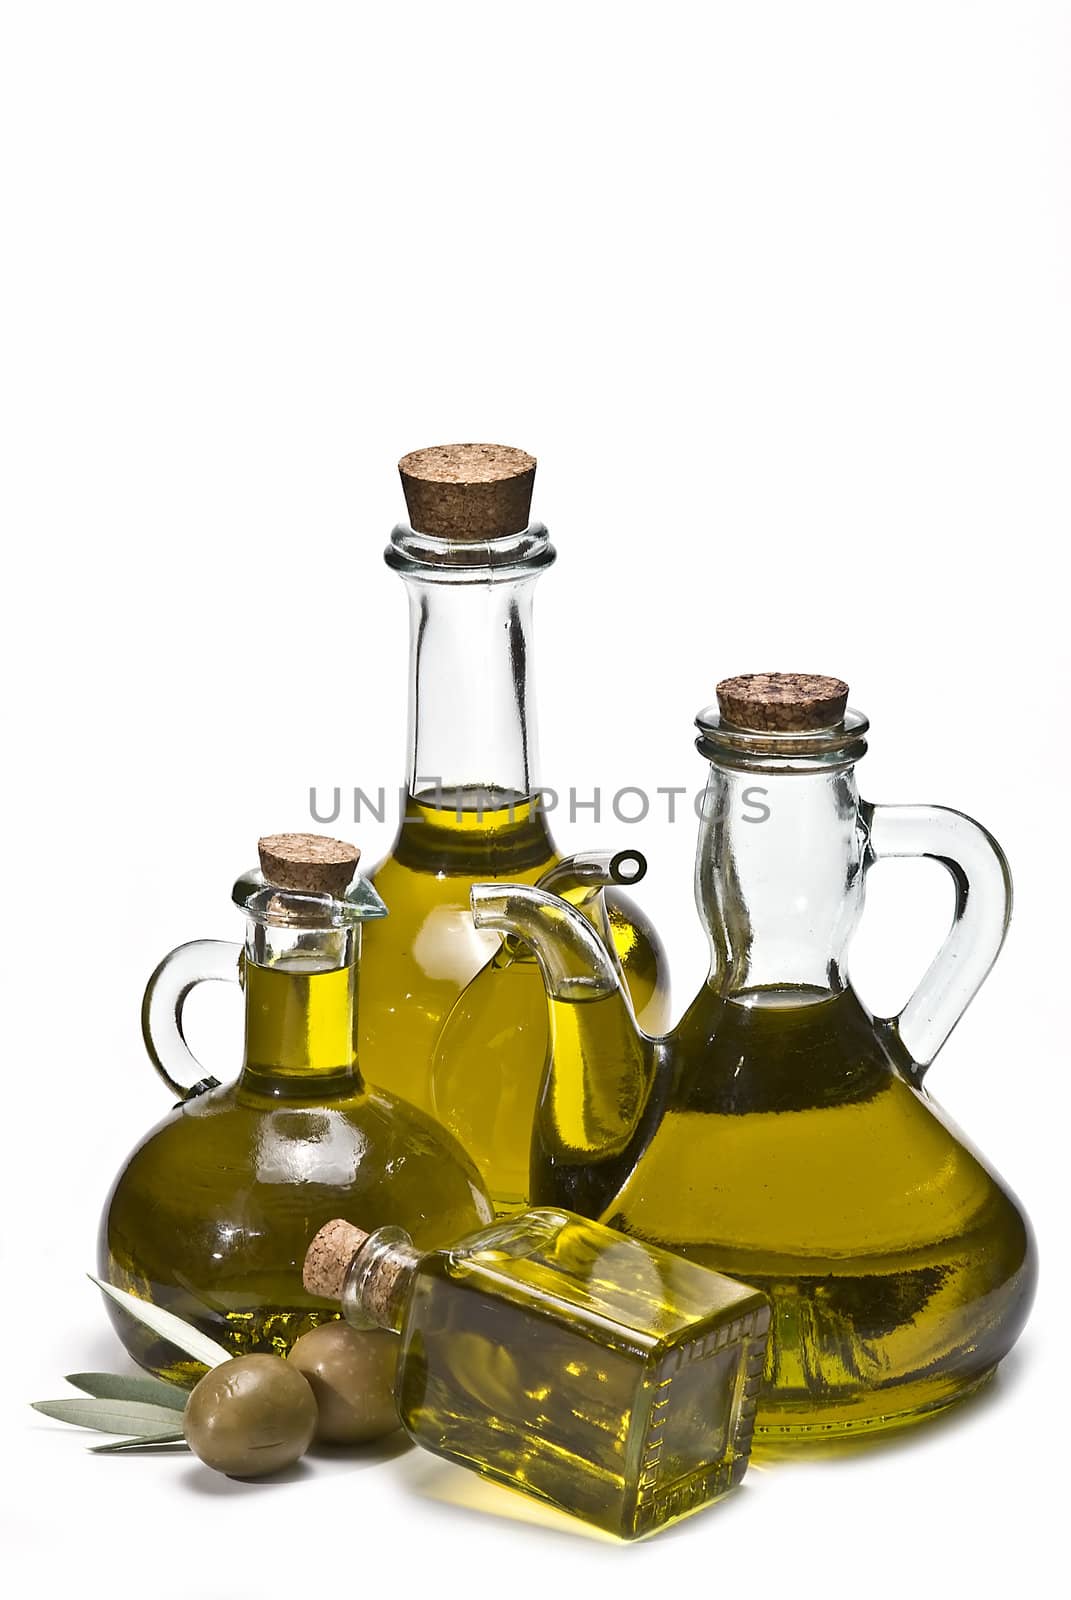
[384,520,556,583]
[695,705,870,774]
[230,869,389,928]
[341,1225,416,1329]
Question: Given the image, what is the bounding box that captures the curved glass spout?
[471,883,656,1217]
[428,858,654,1218]
[490,849,647,970]
[470,883,622,999]
[538,848,647,902]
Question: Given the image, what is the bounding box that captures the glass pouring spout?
[427,850,652,1216]
[489,848,648,970]
[470,880,661,1218]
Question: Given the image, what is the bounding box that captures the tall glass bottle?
[100,834,490,1384]
[359,444,669,1204]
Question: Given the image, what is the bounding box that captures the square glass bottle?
[305,1207,770,1538]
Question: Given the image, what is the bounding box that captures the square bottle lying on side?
[304,1207,770,1538]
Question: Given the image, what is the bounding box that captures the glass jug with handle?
[470,674,1037,1439]
[99,832,490,1385]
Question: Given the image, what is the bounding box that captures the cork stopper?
[304,1218,418,1329]
[716,673,850,733]
[399,443,537,540]
[303,1218,368,1300]
[258,834,360,898]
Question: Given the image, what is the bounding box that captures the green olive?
[183,1354,317,1477]
[288,1321,400,1445]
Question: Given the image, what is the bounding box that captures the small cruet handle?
[141,939,243,1101]
[861,802,1013,1082]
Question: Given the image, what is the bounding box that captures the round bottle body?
[99,1077,490,1384]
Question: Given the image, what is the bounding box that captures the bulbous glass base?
[603,988,1037,1441]
[753,1366,999,1446]
[99,1076,491,1385]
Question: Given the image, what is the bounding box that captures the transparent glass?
[471,704,1037,1439]
[431,849,648,1214]
[359,521,670,1203]
[340,1208,770,1539]
[99,868,491,1384]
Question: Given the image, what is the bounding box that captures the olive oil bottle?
[470,674,1037,1438]
[99,834,490,1385]
[358,444,669,1193]
[304,1207,770,1538]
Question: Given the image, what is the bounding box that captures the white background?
[2,3,1068,1595]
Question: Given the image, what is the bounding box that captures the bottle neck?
[341,1226,421,1334]
[696,762,866,998]
[240,920,362,1094]
[389,525,552,807]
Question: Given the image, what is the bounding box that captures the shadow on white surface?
[384,1340,1035,1543]
[393,1445,756,1549]
[173,1426,412,1494]
[179,1458,315,1494]
[62,1326,147,1375]
[306,1428,413,1467]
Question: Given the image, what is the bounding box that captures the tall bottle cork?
[258,834,360,898]
[716,673,849,733]
[398,443,537,541]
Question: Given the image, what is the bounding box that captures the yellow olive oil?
[368,1209,770,1538]
[533,984,1036,1437]
[242,959,356,1087]
[100,955,490,1385]
[361,791,668,1209]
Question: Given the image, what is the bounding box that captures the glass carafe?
[99,834,490,1384]
[359,444,670,1206]
[470,675,1037,1439]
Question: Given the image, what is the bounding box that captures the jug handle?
[141,939,242,1101]
[861,803,1013,1084]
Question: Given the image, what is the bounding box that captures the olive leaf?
[92,1432,187,1454]
[32,1397,187,1436]
[66,1372,187,1411]
[88,1275,231,1369]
